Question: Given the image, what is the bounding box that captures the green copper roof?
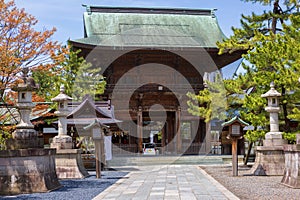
[221,115,250,127]
[72,6,226,48]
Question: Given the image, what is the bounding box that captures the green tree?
[71,58,106,101]
[33,45,106,103]
[33,46,82,101]
[187,73,228,123]
[188,0,300,144]
[0,0,64,149]
[218,0,300,143]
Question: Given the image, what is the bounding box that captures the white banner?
[104,136,112,160]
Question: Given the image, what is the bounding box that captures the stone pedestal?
[51,135,73,150]
[0,149,61,195]
[250,144,287,176]
[55,149,89,179]
[263,138,287,146]
[7,129,42,149]
[50,137,89,179]
[281,135,300,188]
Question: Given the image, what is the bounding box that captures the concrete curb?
[93,172,132,200]
[198,166,240,200]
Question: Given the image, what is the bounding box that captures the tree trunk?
[281,86,291,132]
[244,142,253,166]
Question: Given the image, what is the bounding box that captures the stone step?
[106,155,243,167]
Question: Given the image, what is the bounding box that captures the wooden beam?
[137,106,143,153]
[176,107,182,154]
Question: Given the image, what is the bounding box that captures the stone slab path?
[93,165,239,200]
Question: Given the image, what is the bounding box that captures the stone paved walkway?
[93,165,239,200]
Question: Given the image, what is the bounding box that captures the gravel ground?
[201,164,300,200]
[0,171,128,200]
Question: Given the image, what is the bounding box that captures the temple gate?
[70,6,243,155]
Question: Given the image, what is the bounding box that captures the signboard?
[231,125,240,136]
[92,128,102,140]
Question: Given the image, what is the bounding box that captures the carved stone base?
[263,138,288,146]
[55,149,89,179]
[50,135,73,149]
[250,146,286,176]
[7,129,42,149]
[0,149,61,195]
[281,144,300,188]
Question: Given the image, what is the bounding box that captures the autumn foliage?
[0,0,66,148]
[0,0,66,98]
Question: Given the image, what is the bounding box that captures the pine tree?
[187,73,227,123]
[188,0,300,143]
[218,0,300,143]
[71,58,106,101]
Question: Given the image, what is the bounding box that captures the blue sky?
[14,0,272,77]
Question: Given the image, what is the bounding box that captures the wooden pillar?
[137,106,143,153]
[232,138,238,176]
[100,137,106,169]
[94,139,101,178]
[205,121,212,154]
[92,127,104,179]
[161,125,165,155]
[176,107,182,154]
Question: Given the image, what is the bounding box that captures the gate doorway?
[141,111,177,155]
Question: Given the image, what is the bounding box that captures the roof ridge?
[82,5,216,16]
[67,98,111,119]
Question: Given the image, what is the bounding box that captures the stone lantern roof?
[51,85,73,102]
[261,82,281,98]
[12,69,39,92]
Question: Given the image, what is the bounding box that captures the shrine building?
[69,6,242,155]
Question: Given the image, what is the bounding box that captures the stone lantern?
[261,82,282,141]
[11,71,40,148]
[51,85,73,149]
[249,82,287,176]
[50,85,89,179]
[0,70,61,195]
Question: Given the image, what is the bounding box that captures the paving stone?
[196,195,214,200]
[180,194,197,200]
[93,165,238,200]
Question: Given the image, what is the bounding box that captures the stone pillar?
[137,106,143,153]
[176,107,182,154]
[51,85,89,179]
[250,82,287,176]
